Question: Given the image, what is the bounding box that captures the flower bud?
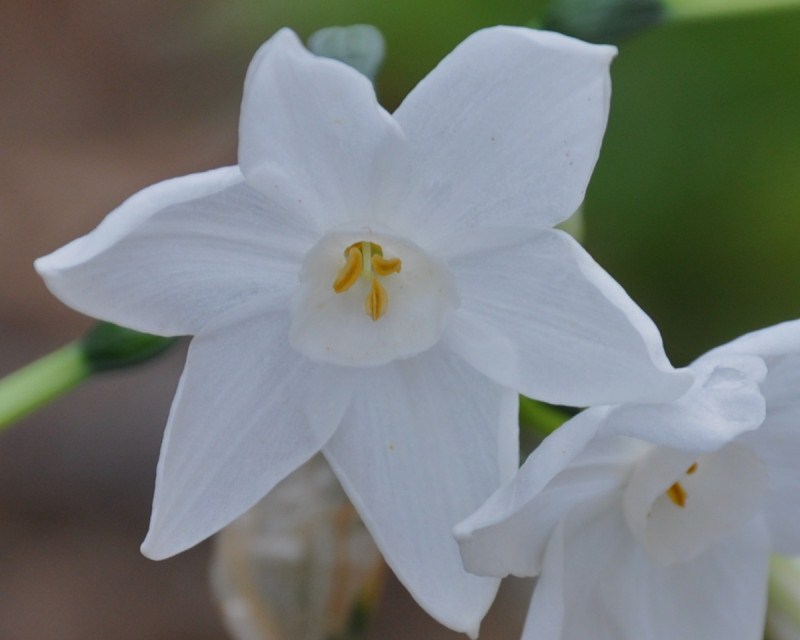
[81,322,176,373]
[540,0,665,43]
[307,25,386,82]
[210,455,384,640]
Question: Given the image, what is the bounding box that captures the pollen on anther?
[332,245,363,293]
[372,255,402,277]
[365,277,388,321]
[686,462,698,475]
[666,481,688,508]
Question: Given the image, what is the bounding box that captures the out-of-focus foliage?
[587,10,800,363]
[198,0,547,107]
[541,0,665,43]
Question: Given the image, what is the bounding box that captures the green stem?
[0,342,90,430]
[667,0,800,21]
[519,396,571,437]
[0,322,177,432]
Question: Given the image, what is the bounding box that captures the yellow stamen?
[331,240,403,320]
[364,277,388,321]
[666,481,688,508]
[332,245,363,293]
[686,462,698,475]
[372,254,402,277]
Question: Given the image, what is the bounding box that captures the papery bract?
[457,320,800,640]
[211,455,382,640]
[35,26,690,635]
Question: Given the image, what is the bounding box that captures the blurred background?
[1,1,799,638]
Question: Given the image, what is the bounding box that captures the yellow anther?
[371,254,402,277]
[332,245,363,293]
[666,481,688,508]
[686,462,698,475]
[332,240,401,320]
[364,277,388,321]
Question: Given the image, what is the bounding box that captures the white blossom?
[36,27,688,635]
[457,320,800,640]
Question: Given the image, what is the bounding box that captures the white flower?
[456,320,800,640]
[35,27,689,635]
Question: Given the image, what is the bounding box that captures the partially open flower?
[457,320,800,640]
[35,27,689,635]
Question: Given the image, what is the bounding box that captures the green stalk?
[0,322,177,432]
[0,342,90,430]
[667,0,800,21]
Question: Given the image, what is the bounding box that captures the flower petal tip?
[254,27,304,57]
[500,25,618,62]
[452,522,471,543]
[140,524,189,561]
[32,254,50,275]
[140,528,194,561]
[139,537,169,561]
[34,240,82,277]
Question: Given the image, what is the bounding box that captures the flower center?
[664,462,698,508]
[623,443,766,566]
[332,241,402,321]
[289,228,459,367]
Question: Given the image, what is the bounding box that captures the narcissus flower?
[36,27,689,635]
[457,320,800,640]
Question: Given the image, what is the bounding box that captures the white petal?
[602,516,770,640]
[528,506,770,640]
[322,345,518,637]
[35,167,311,336]
[393,27,615,243]
[631,516,770,640]
[606,351,767,451]
[739,353,800,553]
[521,503,630,640]
[702,321,800,551]
[706,318,800,360]
[519,518,567,640]
[456,408,644,578]
[239,29,408,232]
[141,300,355,559]
[442,228,690,406]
